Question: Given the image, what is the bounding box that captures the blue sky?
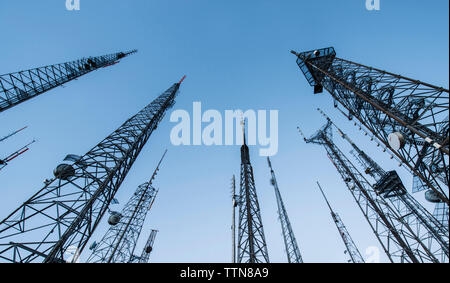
[0,0,448,263]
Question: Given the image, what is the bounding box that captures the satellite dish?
[388,132,406,151]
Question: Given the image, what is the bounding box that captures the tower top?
[178,75,187,85]
[241,118,246,145]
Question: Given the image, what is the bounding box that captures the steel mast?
[0,50,136,113]
[317,109,449,262]
[0,140,36,172]
[316,182,364,263]
[87,151,166,263]
[267,157,303,263]
[291,48,449,205]
[136,229,159,263]
[0,78,185,263]
[298,120,438,263]
[237,121,270,263]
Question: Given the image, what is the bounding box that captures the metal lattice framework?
[0,79,184,263]
[237,124,270,263]
[299,120,439,263]
[136,229,158,263]
[87,151,166,263]
[0,50,136,113]
[316,182,364,263]
[267,157,303,263]
[292,47,449,205]
[318,109,449,262]
[87,185,157,263]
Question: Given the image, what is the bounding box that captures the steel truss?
[316,182,364,263]
[319,109,449,262]
[267,157,303,263]
[0,50,136,113]
[87,151,166,263]
[292,48,449,205]
[299,120,439,263]
[0,79,183,263]
[0,126,27,143]
[237,125,270,263]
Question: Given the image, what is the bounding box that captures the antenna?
[297,126,307,141]
[0,140,36,171]
[0,126,28,143]
[178,75,187,85]
[241,117,246,145]
[148,150,168,185]
[316,181,333,212]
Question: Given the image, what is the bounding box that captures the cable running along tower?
[0,50,136,113]
[298,120,438,263]
[0,77,185,263]
[267,157,303,263]
[291,48,449,205]
[316,182,364,263]
[237,122,269,263]
[87,151,166,263]
[317,109,449,262]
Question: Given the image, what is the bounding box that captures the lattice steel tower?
[267,157,303,263]
[0,50,136,113]
[0,77,185,263]
[317,109,449,262]
[87,151,166,263]
[316,182,364,263]
[291,47,449,205]
[298,120,439,263]
[134,229,158,263]
[237,122,270,263]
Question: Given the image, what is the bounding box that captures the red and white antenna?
[0,140,36,171]
[0,126,28,143]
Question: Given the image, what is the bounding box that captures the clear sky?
[0,0,448,263]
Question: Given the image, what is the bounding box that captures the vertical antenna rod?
[299,120,437,263]
[0,78,184,263]
[316,182,364,263]
[267,157,303,263]
[0,50,137,113]
[237,120,270,263]
[137,229,159,263]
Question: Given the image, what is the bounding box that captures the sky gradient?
[0,0,448,263]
